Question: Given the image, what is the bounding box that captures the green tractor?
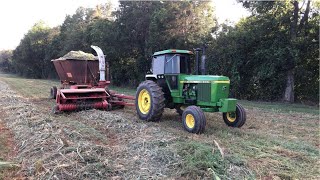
[135,48,246,134]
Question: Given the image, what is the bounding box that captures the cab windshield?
[165,54,191,74]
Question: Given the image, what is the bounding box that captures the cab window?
[152,55,165,74]
[180,55,191,74]
[165,54,179,74]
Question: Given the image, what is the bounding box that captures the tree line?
[0,0,318,103]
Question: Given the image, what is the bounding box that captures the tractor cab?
[150,49,193,75]
[146,49,194,103]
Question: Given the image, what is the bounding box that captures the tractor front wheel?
[182,106,206,134]
[223,103,246,127]
[135,80,165,121]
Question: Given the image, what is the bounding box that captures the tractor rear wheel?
[182,106,206,134]
[135,80,165,121]
[50,86,57,99]
[223,103,246,127]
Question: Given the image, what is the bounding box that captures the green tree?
[241,0,318,102]
[148,1,216,52]
[0,50,13,72]
[12,21,57,78]
[58,7,93,55]
[207,0,318,102]
[109,1,216,86]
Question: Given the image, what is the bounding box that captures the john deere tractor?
[135,48,246,134]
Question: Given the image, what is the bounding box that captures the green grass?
[176,141,227,178]
[108,85,136,96]
[0,73,136,98]
[175,141,255,179]
[240,100,319,115]
[0,73,59,99]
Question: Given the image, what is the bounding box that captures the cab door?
[164,54,180,98]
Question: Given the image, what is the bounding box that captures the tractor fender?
[146,74,157,82]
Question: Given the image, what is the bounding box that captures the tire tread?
[182,106,206,134]
[222,103,246,128]
[135,80,165,122]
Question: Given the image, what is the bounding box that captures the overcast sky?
[0,0,249,50]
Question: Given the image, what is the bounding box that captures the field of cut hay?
[0,73,318,179]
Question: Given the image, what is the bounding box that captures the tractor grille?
[197,83,211,102]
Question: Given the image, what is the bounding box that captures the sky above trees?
[0,0,248,50]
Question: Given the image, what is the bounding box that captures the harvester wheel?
[135,80,165,121]
[50,86,57,99]
[182,106,206,134]
[223,103,246,127]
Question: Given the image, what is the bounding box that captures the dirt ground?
[0,75,318,179]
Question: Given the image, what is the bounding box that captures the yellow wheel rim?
[226,112,236,122]
[138,89,151,114]
[186,114,195,129]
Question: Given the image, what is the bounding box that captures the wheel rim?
[138,89,151,114]
[186,114,195,129]
[226,112,236,122]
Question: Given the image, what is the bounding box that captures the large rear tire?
[223,103,246,127]
[135,80,165,121]
[182,106,206,134]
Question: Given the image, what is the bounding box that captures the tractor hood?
[180,75,230,83]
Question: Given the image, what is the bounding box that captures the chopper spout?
[91,45,106,81]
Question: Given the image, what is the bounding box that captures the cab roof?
[153,49,193,56]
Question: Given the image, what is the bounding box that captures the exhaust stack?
[195,48,202,75]
[201,45,207,75]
